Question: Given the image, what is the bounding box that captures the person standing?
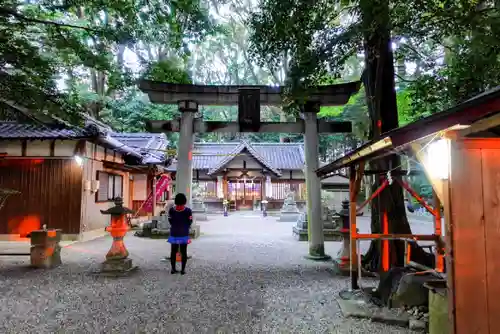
[167,193,192,275]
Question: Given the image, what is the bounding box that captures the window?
[96,171,123,202]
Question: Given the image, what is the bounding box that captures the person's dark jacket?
[168,206,193,237]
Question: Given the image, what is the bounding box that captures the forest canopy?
[1,0,499,158]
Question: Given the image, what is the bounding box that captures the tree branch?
[395,73,416,83]
[0,7,99,33]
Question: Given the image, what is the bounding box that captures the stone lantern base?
[100,258,138,276]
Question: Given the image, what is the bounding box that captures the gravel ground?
[0,213,419,334]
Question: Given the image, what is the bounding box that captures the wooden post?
[152,176,157,216]
[433,189,444,272]
[382,211,389,272]
[443,178,455,333]
[349,164,359,289]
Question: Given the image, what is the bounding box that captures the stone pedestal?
[333,200,353,275]
[292,209,344,242]
[102,257,134,272]
[278,199,300,222]
[292,213,309,241]
[30,229,62,268]
[192,199,208,221]
[335,228,351,275]
[155,215,169,230]
[136,223,201,239]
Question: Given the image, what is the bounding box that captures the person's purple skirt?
[168,236,190,244]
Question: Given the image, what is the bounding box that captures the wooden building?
[0,121,169,241]
[167,140,348,211]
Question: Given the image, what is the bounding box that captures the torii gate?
[139,80,360,260]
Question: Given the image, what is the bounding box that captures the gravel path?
[0,214,419,334]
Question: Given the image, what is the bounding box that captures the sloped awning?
[316,86,500,179]
[207,140,282,176]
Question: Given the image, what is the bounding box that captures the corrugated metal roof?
[0,122,87,139]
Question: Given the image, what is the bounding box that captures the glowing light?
[426,139,450,180]
[74,155,83,166]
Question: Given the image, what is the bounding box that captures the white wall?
[79,143,130,235]
[0,140,78,157]
[133,174,147,200]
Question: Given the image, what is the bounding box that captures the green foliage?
[249,0,500,134]
[0,0,216,124]
[396,89,413,126]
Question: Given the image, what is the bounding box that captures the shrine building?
[166,140,349,211]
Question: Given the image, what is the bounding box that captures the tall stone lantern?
[100,197,137,275]
[335,199,352,275]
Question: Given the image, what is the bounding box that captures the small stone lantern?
[336,199,351,275]
[100,197,137,274]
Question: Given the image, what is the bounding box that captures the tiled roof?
[110,132,168,164]
[207,140,281,176]
[0,121,168,165]
[0,122,87,139]
[167,141,306,172]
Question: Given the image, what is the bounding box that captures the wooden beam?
[410,142,444,203]
[139,80,361,106]
[353,161,365,199]
[238,88,260,132]
[147,119,352,134]
[457,112,500,137]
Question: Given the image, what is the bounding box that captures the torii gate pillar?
[303,101,330,260]
[176,100,197,205]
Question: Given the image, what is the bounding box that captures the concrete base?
[304,253,332,261]
[99,258,138,277]
[337,298,410,328]
[278,212,300,222]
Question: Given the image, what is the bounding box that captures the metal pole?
[152,176,157,217]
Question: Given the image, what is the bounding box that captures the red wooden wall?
[449,139,500,334]
[0,159,83,235]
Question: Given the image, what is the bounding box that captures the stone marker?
[191,198,208,221]
[30,228,62,268]
[390,272,434,308]
[278,191,300,222]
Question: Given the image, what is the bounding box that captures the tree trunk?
[359,0,433,272]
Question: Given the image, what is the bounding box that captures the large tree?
[248,0,451,270]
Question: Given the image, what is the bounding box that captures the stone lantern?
[335,199,352,275]
[100,197,137,275]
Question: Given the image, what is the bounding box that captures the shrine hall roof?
[166,141,306,173]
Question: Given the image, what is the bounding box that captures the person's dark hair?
[174,193,187,206]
